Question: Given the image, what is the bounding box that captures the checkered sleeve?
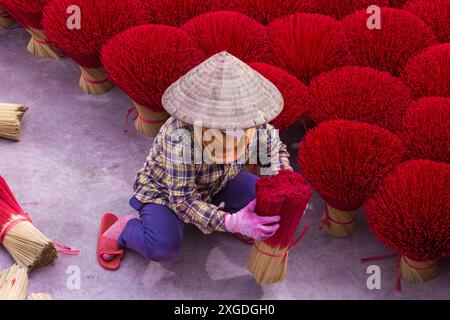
[161,134,227,234]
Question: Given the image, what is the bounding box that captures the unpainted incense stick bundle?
[0,176,58,270]
[27,292,52,300]
[248,170,312,285]
[0,264,29,300]
[0,103,28,141]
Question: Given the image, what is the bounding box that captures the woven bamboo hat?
[162,51,284,130]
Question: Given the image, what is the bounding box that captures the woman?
[97,52,292,270]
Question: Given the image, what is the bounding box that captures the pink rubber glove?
[224,200,280,241]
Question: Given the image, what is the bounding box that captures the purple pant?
[118,171,258,261]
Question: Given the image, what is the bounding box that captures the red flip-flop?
[97,212,124,271]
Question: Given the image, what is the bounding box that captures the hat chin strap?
[194,127,256,164]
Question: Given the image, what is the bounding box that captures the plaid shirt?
[133,117,292,234]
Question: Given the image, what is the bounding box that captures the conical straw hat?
[162,51,284,129]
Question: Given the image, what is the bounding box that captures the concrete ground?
[0,28,449,300]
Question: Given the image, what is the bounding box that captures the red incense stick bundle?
[365,160,449,285]
[312,0,389,19]
[102,25,205,137]
[268,13,353,84]
[401,97,450,163]
[249,62,310,132]
[182,11,271,63]
[43,0,148,95]
[401,44,450,99]
[146,0,223,27]
[309,66,412,134]
[298,120,407,237]
[343,7,437,75]
[0,5,15,29]
[403,0,449,43]
[0,0,62,58]
[248,170,312,285]
[224,0,316,24]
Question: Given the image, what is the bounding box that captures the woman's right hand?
[224,200,280,241]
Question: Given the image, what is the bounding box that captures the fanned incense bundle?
[248,170,312,285]
[249,62,310,132]
[182,11,270,62]
[308,66,412,133]
[401,97,450,163]
[224,0,316,24]
[365,160,450,286]
[298,120,407,237]
[268,13,352,84]
[343,8,437,75]
[146,0,222,26]
[0,103,28,141]
[401,44,450,98]
[313,0,389,19]
[0,176,57,269]
[0,0,62,59]
[102,25,205,137]
[0,5,14,29]
[403,0,450,43]
[27,292,52,300]
[0,264,28,300]
[43,0,148,95]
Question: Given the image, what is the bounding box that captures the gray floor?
[0,28,448,300]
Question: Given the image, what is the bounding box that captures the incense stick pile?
[0,0,62,59]
[365,160,449,286]
[27,292,52,300]
[43,0,148,95]
[0,176,57,270]
[0,103,28,141]
[298,120,407,237]
[0,264,28,300]
[248,170,312,285]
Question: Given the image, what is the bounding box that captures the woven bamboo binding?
[321,204,357,238]
[0,6,15,29]
[79,67,113,95]
[400,256,439,284]
[26,27,63,60]
[27,292,52,300]
[0,103,28,141]
[133,101,169,137]
[0,264,29,300]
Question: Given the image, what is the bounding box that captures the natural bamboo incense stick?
[27,292,52,300]
[365,160,449,289]
[248,170,312,285]
[0,264,29,300]
[0,103,28,141]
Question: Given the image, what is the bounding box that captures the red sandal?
[97,213,124,271]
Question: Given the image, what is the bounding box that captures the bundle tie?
[53,242,80,255]
[254,224,310,266]
[81,74,109,85]
[320,205,356,230]
[124,106,167,134]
